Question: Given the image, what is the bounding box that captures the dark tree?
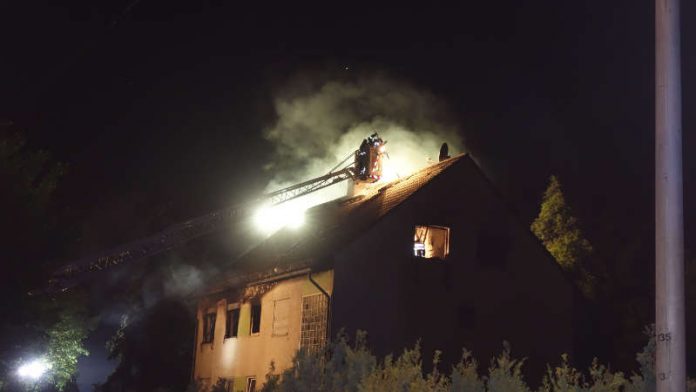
[0,128,91,391]
[97,299,195,392]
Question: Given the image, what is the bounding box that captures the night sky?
[2,0,695,389]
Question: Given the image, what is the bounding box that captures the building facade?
[193,270,333,391]
[191,154,578,391]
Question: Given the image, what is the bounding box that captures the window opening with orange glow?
[414,225,450,259]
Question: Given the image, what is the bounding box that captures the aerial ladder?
[31,133,387,295]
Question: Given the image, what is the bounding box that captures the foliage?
[531,175,595,297]
[97,299,195,392]
[531,175,592,271]
[258,330,377,392]
[184,379,204,392]
[632,325,656,392]
[0,131,66,218]
[540,355,629,392]
[540,354,583,392]
[252,330,694,392]
[449,349,485,392]
[45,299,92,391]
[0,129,67,304]
[361,343,447,392]
[260,363,281,392]
[0,129,92,391]
[486,342,529,392]
[211,378,231,392]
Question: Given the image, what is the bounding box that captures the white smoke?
[261,74,464,212]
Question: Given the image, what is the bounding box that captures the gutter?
[308,270,332,343]
[190,308,199,383]
[247,267,312,287]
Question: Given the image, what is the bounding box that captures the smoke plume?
[263,74,464,207]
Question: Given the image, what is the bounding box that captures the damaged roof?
[201,153,468,295]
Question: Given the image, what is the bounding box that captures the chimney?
[439,143,450,161]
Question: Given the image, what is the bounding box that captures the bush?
[245,328,694,392]
[449,349,484,392]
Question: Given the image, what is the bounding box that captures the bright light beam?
[253,203,306,235]
[17,358,51,380]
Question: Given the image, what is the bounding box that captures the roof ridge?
[374,153,467,192]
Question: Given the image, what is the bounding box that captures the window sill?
[413,256,448,261]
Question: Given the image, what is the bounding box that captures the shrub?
[238,328,694,392]
[485,341,529,392]
[449,349,484,392]
[210,378,231,392]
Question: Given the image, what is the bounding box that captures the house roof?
[201,153,468,295]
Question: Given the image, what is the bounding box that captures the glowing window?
[413,225,450,259]
[202,312,216,344]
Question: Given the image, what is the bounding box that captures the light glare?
[253,204,305,234]
[17,358,51,380]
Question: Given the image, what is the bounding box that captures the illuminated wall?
[193,270,334,391]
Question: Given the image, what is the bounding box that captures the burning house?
[190,149,579,391]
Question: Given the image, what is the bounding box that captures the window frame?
[246,377,257,392]
[272,298,290,337]
[225,306,240,339]
[202,311,216,344]
[300,293,329,354]
[250,302,262,336]
[413,225,451,260]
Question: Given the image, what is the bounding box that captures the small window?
[202,312,216,344]
[414,225,450,259]
[225,308,240,339]
[250,303,261,335]
[246,377,257,392]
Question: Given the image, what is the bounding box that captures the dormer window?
[414,225,450,259]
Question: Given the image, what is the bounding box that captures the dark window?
[225,308,240,339]
[246,377,257,392]
[414,225,450,259]
[202,312,216,343]
[476,227,510,268]
[250,303,261,335]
